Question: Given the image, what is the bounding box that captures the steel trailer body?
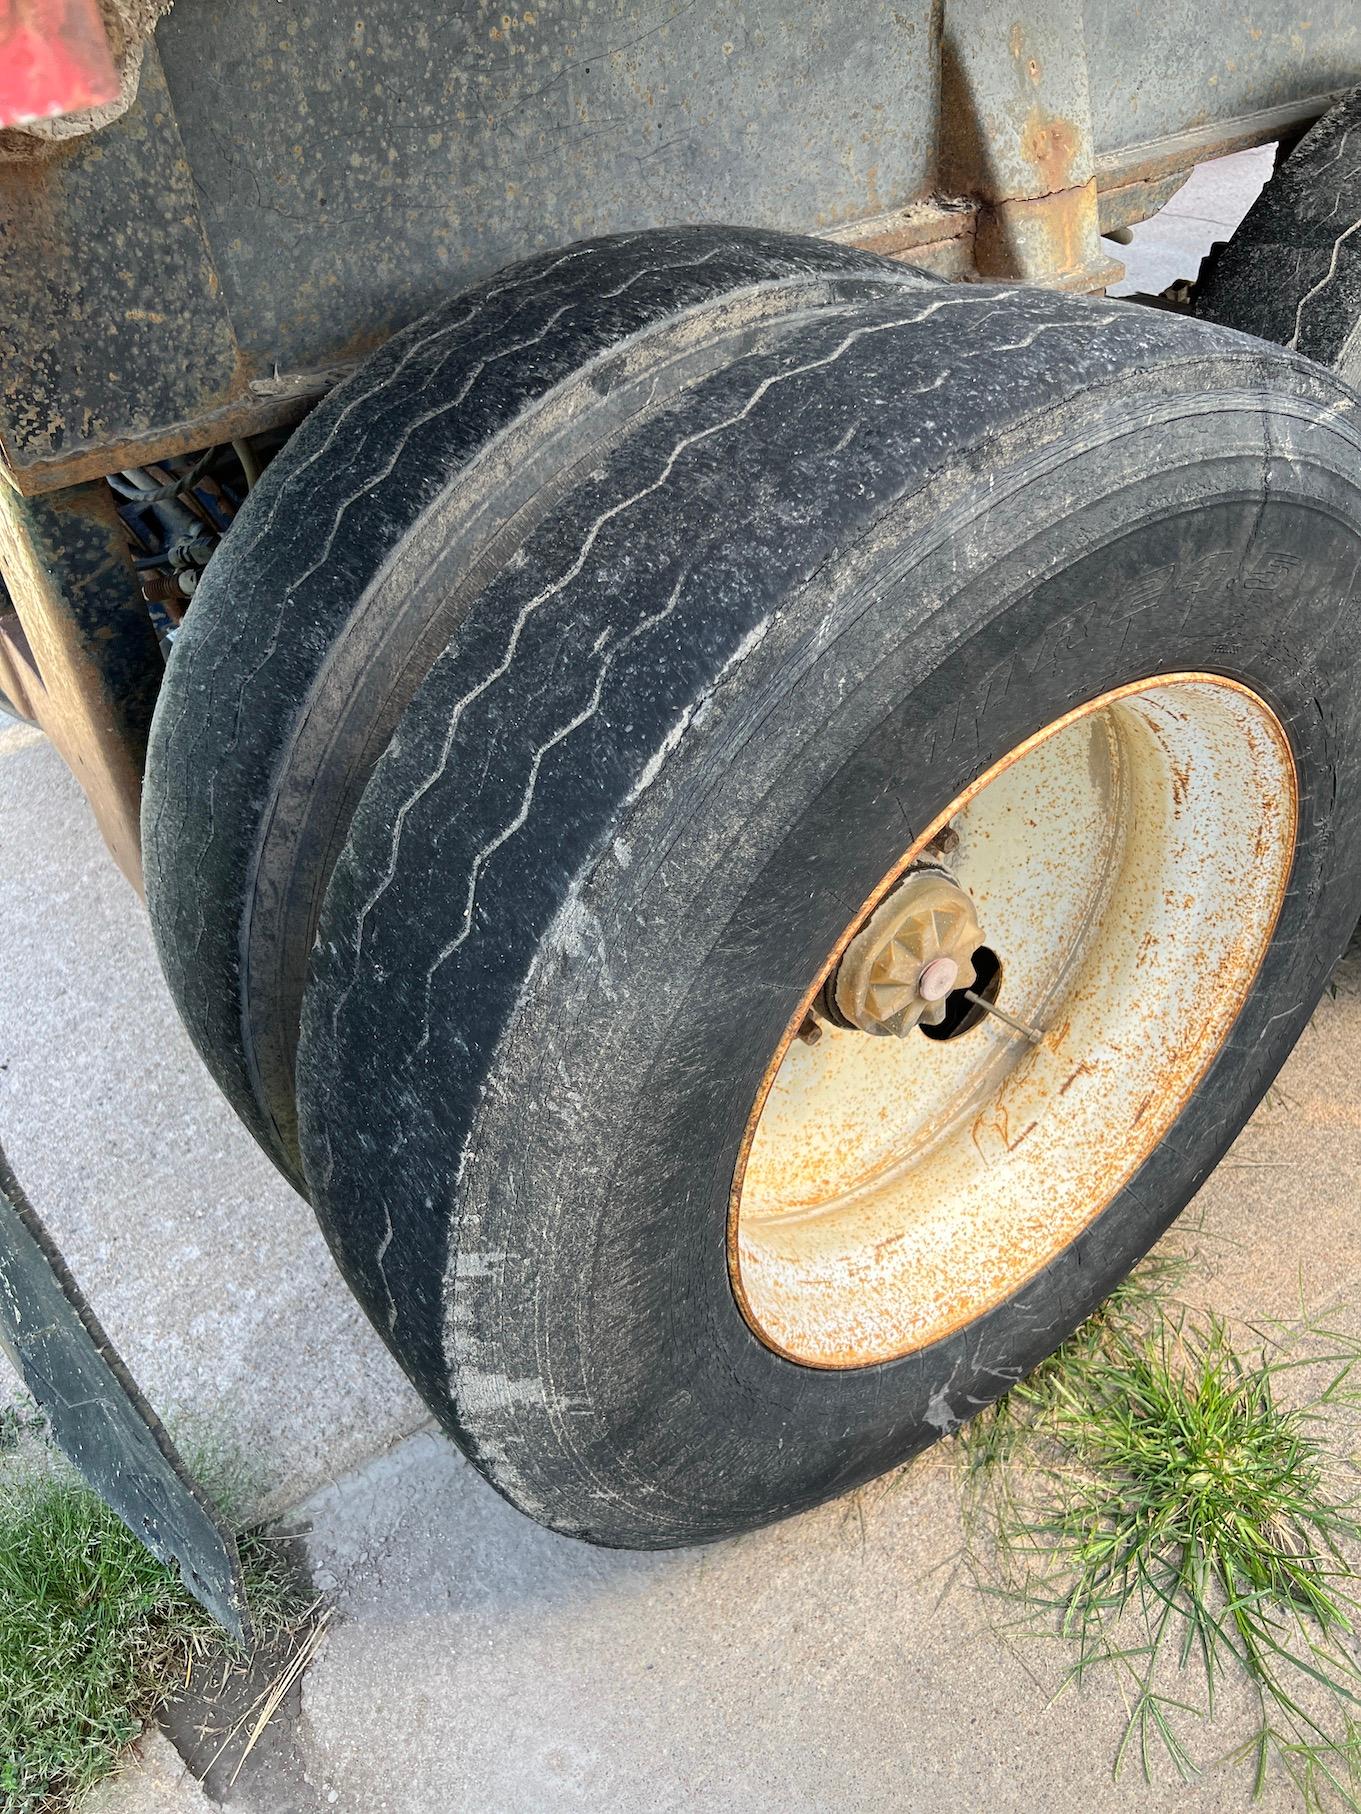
[0,0,1357,877]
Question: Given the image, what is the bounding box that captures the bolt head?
[917,957,959,1003]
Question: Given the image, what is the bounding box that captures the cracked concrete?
[85,1730,216,1814]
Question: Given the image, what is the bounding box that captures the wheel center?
[733,674,1299,1370]
[826,867,985,1037]
[916,956,959,1002]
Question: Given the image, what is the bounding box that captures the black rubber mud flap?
[0,1141,249,1642]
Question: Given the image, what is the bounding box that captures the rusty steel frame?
[3,4,1358,501]
[0,481,161,887]
[0,103,1341,499]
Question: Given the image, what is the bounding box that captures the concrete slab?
[0,734,427,1521]
[83,1731,216,1814]
[1183,953,1361,1334]
[281,1426,1295,1814]
[1107,144,1275,299]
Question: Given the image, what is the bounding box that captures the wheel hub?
[829,867,983,1036]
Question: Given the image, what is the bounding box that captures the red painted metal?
[0,0,119,128]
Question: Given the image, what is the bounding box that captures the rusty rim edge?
[726,671,1299,1371]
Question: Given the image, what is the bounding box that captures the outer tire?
[141,228,931,1188]
[297,267,1361,1546]
[1195,87,1361,385]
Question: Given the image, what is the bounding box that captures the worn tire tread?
[143,227,932,1183]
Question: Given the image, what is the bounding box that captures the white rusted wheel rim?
[729,674,1297,1369]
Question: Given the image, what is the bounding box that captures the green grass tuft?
[0,1452,299,1814]
[963,1272,1361,1809]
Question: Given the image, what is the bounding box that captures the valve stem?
[962,990,1044,1046]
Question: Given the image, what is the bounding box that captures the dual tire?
[146,226,1361,1545]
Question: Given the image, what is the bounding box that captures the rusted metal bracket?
[940,0,1124,291]
[0,477,161,888]
[0,1139,249,1641]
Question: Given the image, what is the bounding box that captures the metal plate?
[0,48,241,484]
[4,0,1360,489]
[1086,0,1361,156]
[155,0,940,376]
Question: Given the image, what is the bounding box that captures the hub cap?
[729,674,1297,1369]
[829,869,983,1036]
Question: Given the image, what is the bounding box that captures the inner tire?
[1194,86,1361,385]
[141,227,931,1189]
[299,261,1361,1548]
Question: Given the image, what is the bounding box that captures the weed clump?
[963,1273,1361,1809]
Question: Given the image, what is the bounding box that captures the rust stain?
[972,178,1104,285]
[970,1114,994,1164]
[1059,1061,1094,1097]
[0,482,151,891]
[2,378,329,497]
[0,610,41,722]
[1021,109,1080,194]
